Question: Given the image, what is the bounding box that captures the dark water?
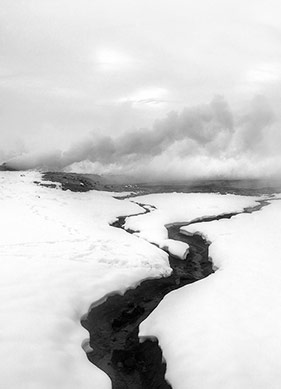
[41,172,275,388]
[81,199,269,389]
[81,205,213,389]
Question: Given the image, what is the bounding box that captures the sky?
[1,0,281,179]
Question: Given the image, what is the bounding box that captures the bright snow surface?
[0,172,171,388]
[1,173,270,388]
[124,193,258,245]
[140,197,281,389]
[160,239,189,260]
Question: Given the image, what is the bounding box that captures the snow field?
[0,172,171,389]
[1,174,267,389]
[140,197,281,389]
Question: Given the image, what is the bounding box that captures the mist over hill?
[3,95,281,181]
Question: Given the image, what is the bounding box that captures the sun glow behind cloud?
[247,63,281,85]
[2,0,281,179]
[94,48,135,72]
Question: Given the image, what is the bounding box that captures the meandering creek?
[81,198,270,389]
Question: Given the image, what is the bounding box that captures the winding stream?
[81,197,270,389]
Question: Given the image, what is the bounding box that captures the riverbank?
[42,171,274,389]
[82,205,213,388]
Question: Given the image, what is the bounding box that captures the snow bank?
[124,192,258,246]
[0,172,170,389]
[140,197,281,389]
[160,239,189,260]
[180,226,210,241]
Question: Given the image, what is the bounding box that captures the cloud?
[233,95,275,154]
[4,94,281,180]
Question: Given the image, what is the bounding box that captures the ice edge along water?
[82,201,214,388]
[138,195,281,389]
[0,171,272,389]
[0,171,170,389]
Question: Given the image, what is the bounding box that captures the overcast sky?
[2,0,281,178]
